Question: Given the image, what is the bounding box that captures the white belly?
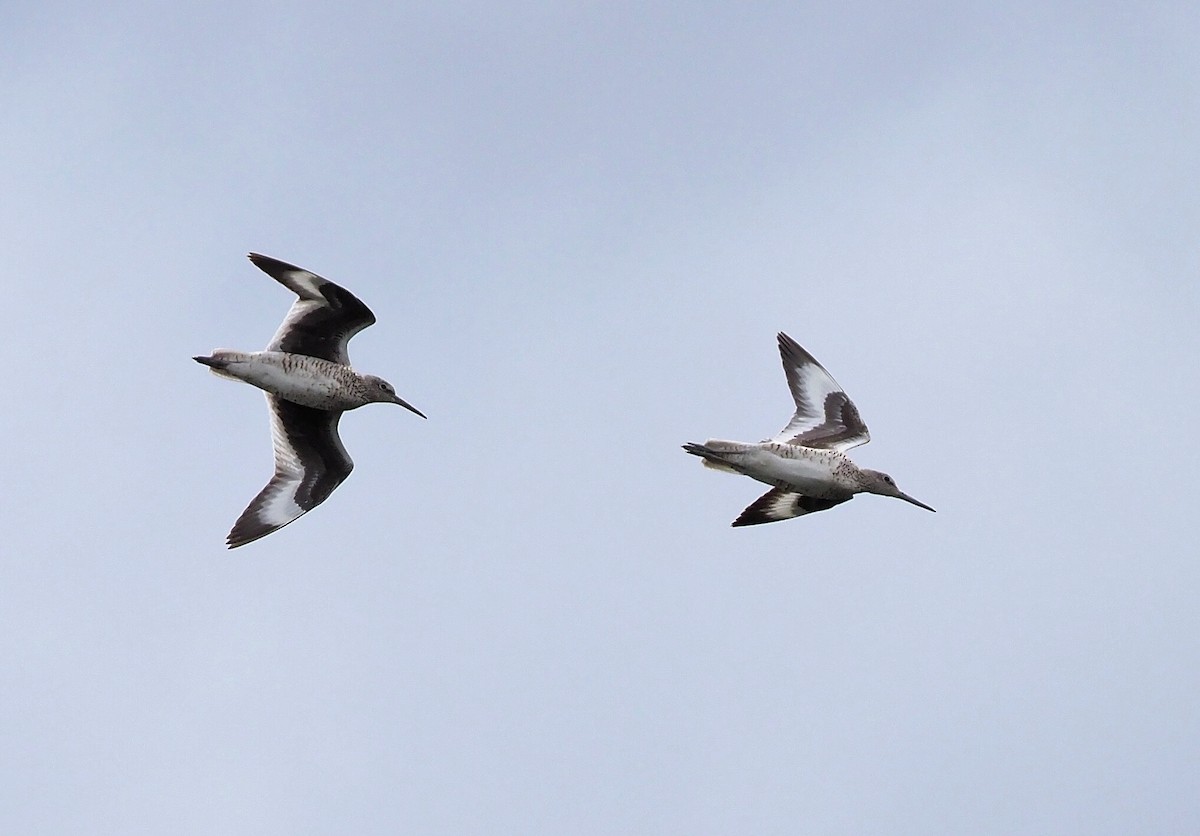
[211,351,358,409]
[734,444,853,498]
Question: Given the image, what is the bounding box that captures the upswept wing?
[249,253,376,365]
[769,332,870,452]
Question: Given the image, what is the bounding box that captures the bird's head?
[858,469,934,512]
[364,375,426,418]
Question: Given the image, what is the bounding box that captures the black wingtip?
[731,507,774,527]
[226,532,263,549]
[247,252,303,277]
[226,515,287,549]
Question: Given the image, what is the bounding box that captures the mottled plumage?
[195,254,424,548]
[683,332,933,526]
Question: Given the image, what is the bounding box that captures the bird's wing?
[250,253,376,365]
[769,332,870,452]
[226,395,353,548]
[731,488,849,527]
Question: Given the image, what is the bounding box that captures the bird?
[683,332,934,526]
[194,253,425,548]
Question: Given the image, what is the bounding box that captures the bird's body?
[195,253,424,548]
[197,350,396,411]
[688,440,860,499]
[683,332,933,526]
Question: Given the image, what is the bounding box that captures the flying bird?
[195,253,425,548]
[683,332,933,526]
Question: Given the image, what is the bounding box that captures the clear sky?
[3,2,1198,833]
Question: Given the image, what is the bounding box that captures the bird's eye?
[884,476,894,485]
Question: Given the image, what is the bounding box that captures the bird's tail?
[193,350,249,381]
[682,440,744,474]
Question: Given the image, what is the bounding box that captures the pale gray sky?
[3,2,1199,833]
